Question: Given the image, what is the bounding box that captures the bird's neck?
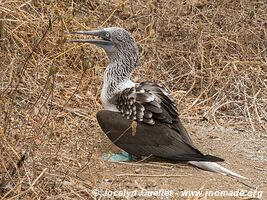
[100,57,137,110]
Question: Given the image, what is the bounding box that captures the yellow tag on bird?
[131,121,137,136]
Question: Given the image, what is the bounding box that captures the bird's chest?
[100,86,118,111]
[100,79,135,112]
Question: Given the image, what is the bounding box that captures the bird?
[68,27,247,179]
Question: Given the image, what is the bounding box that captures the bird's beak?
[66,30,113,50]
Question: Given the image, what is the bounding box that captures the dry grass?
[0,0,266,199]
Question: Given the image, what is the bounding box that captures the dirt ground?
[87,120,267,200]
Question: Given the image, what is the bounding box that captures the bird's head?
[68,27,139,66]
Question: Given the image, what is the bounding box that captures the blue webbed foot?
[102,151,137,162]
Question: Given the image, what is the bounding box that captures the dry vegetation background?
[0,0,266,199]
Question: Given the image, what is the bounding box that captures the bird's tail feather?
[188,161,248,179]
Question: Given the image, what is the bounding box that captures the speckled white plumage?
[100,73,135,112]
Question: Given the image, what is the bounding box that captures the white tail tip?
[188,161,248,179]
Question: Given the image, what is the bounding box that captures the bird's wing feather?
[116,81,193,145]
[97,110,223,162]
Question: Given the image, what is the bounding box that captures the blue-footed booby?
[68,27,247,179]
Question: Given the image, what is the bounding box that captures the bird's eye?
[105,33,110,38]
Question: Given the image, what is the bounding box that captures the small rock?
[135,168,141,174]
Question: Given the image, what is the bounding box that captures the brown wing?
[97,110,224,162]
[116,81,193,145]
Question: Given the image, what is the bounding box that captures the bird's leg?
[102,151,139,162]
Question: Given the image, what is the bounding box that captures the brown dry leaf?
[131,121,137,136]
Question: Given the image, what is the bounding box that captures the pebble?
[135,168,141,174]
